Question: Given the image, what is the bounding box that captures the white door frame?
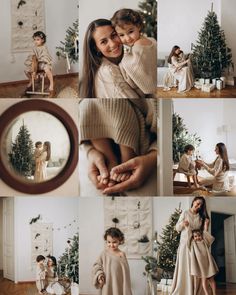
[3,197,15,282]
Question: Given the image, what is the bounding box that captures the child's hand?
[98,275,105,288]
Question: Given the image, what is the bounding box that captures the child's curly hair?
[111,8,144,32]
[104,227,125,244]
[33,31,46,43]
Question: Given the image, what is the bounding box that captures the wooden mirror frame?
[0,99,78,194]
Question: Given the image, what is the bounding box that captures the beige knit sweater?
[79,98,157,155]
[119,37,157,95]
[95,58,144,99]
[25,44,52,71]
[92,250,133,295]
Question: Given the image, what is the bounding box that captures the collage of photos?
[0,0,236,295]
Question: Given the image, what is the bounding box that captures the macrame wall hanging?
[104,197,153,259]
[11,0,45,52]
[31,222,53,267]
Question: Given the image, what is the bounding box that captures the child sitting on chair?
[24,31,54,97]
[178,144,199,188]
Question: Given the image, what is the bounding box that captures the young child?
[46,255,65,295]
[190,229,218,295]
[111,8,157,96]
[24,31,54,97]
[92,227,133,295]
[36,255,47,294]
[178,144,199,188]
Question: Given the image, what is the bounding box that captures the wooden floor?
[157,85,236,98]
[0,74,78,98]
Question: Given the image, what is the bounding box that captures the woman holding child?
[171,196,218,295]
[79,9,157,98]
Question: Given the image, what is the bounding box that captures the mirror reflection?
[1,111,70,183]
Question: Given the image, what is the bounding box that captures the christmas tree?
[192,4,233,79]
[58,233,79,284]
[138,0,157,39]
[8,122,34,177]
[173,113,201,163]
[157,206,182,278]
[56,20,79,65]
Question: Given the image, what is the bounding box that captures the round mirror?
[0,100,78,194]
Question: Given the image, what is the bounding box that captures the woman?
[34,141,51,182]
[171,196,209,295]
[167,45,194,92]
[46,256,64,294]
[79,19,143,98]
[197,142,230,192]
[79,99,157,196]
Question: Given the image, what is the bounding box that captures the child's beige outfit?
[178,153,197,176]
[36,264,46,292]
[25,44,52,73]
[119,37,157,96]
[92,250,133,295]
[190,231,219,278]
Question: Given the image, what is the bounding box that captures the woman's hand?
[102,150,157,195]
[183,220,189,227]
[196,160,204,167]
[87,148,109,190]
[204,218,210,231]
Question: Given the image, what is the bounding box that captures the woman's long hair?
[167,45,181,64]
[191,196,209,229]
[216,142,229,171]
[79,19,113,98]
[47,255,57,278]
[44,141,51,161]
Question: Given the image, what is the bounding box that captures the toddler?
[178,144,199,188]
[36,255,47,294]
[24,31,54,97]
[111,8,157,96]
[93,227,132,295]
[190,229,218,295]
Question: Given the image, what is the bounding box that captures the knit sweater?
[25,44,52,71]
[95,57,144,98]
[92,250,133,295]
[79,98,157,155]
[119,37,157,95]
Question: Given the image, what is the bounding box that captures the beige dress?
[25,44,52,72]
[36,264,46,291]
[170,210,204,295]
[92,250,132,295]
[201,156,229,191]
[95,57,144,98]
[46,266,65,294]
[190,231,219,278]
[34,151,48,182]
[178,153,197,176]
[119,37,157,95]
[169,54,194,92]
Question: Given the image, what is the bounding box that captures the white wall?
[14,196,79,282]
[79,0,139,72]
[79,197,146,295]
[0,0,78,83]
[207,197,236,216]
[221,0,236,76]
[173,99,236,162]
[0,99,79,196]
[158,0,221,57]
[0,198,3,270]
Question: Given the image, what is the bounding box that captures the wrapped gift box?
[201,83,215,92]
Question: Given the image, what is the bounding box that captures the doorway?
[211,212,232,285]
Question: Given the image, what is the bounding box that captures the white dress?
[46,266,65,295]
[201,156,229,192]
[170,210,204,295]
[169,54,194,92]
[34,151,48,182]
